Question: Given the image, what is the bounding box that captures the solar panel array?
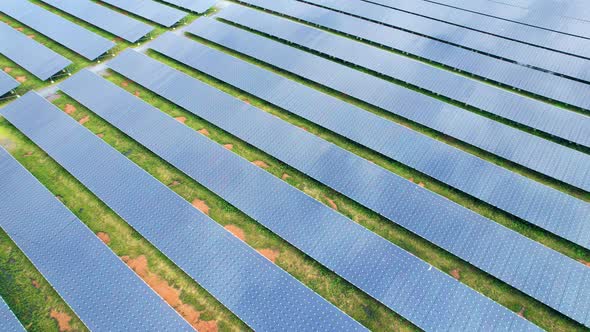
[99,0,187,27]
[0,91,366,332]
[235,0,590,110]
[218,4,590,148]
[0,0,115,60]
[425,0,590,38]
[0,21,71,81]
[61,66,540,331]
[39,0,153,43]
[187,18,590,192]
[0,143,193,331]
[0,70,19,97]
[106,49,590,328]
[159,0,217,13]
[490,0,590,24]
[302,0,590,72]
[150,31,590,252]
[363,0,590,54]
[0,295,25,332]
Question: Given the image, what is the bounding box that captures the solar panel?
[300,0,590,82]
[426,0,590,38]
[61,67,540,331]
[39,0,153,43]
[485,0,590,24]
[218,5,590,148]
[187,18,590,192]
[0,0,115,60]
[0,296,25,332]
[105,49,590,328]
[149,32,590,254]
[0,70,19,97]
[234,0,590,110]
[0,91,366,332]
[0,22,71,81]
[98,0,187,27]
[158,0,217,13]
[365,0,590,42]
[0,146,193,331]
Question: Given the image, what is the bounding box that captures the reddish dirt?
[97,133,104,139]
[96,232,110,245]
[324,196,338,210]
[27,34,35,39]
[578,259,590,267]
[134,91,140,97]
[517,306,526,318]
[299,126,308,132]
[191,198,210,215]
[23,151,33,157]
[198,128,210,136]
[16,27,23,32]
[223,144,233,150]
[112,37,123,42]
[31,279,40,288]
[281,173,290,180]
[122,255,217,331]
[47,94,61,102]
[408,177,414,183]
[50,310,72,331]
[450,269,461,280]
[258,249,279,263]
[3,67,12,73]
[121,81,129,87]
[78,115,90,125]
[168,180,181,187]
[175,116,186,124]
[252,160,269,168]
[224,225,245,241]
[64,104,76,114]
[240,97,251,105]
[418,182,425,188]
[15,76,26,82]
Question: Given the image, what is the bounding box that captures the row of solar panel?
[187,18,590,193]
[237,0,590,110]
[104,47,590,328]
[0,70,19,98]
[303,0,590,71]
[0,146,194,331]
[58,65,539,331]
[360,0,590,46]
[149,31,590,255]
[0,295,24,332]
[425,0,590,38]
[0,92,367,332]
[219,4,590,148]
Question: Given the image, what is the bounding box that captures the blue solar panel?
[0,296,25,332]
[0,91,366,332]
[39,0,153,43]
[487,0,590,24]
[426,0,590,39]
[218,5,590,148]
[105,49,590,328]
[0,22,71,81]
[98,0,187,27]
[0,0,115,60]
[234,0,590,110]
[0,145,193,331]
[0,70,19,97]
[366,0,590,44]
[187,18,590,192]
[159,0,217,13]
[61,67,540,331]
[149,32,590,253]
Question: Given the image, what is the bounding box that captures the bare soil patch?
[64,104,76,114]
[47,93,61,102]
[324,196,338,210]
[78,115,90,125]
[258,249,279,263]
[96,232,110,245]
[191,198,210,215]
[134,91,140,97]
[517,306,526,318]
[31,279,40,288]
[23,151,33,157]
[175,117,186,124]
[15,76,26,83]
[168,180,181,187]
[418,182,425,188]
[3,67,12,73]
[223,144,233,150]
[27,34,35,39]
[15,27,23,31]
[281,173,290,180]
[252,160,269,168]
[197,128,210,136]
[224,225,245,241]
[450,269,461,280]
[121,81,129,87]
[408,177,414,183]
[50,310,72,331]
[97,133,104,139]
[579,259,590,267]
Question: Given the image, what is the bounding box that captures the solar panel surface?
[218,4,590,147]
[99,0,187,27]
[0,142,193,331]
[159,0,217,13]
[62,67,541,332]
[0,295,25,332]
[0,0,115,60]
[0,70,19,97]
[0,21,71,81]
[39,0,153,43]
[149,31,590,252]
[187,18,590,192]
[235,0,590,109]
[0,91,366,332]
[104,50,590,327]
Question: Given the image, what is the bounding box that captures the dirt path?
[50,310,72,331]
